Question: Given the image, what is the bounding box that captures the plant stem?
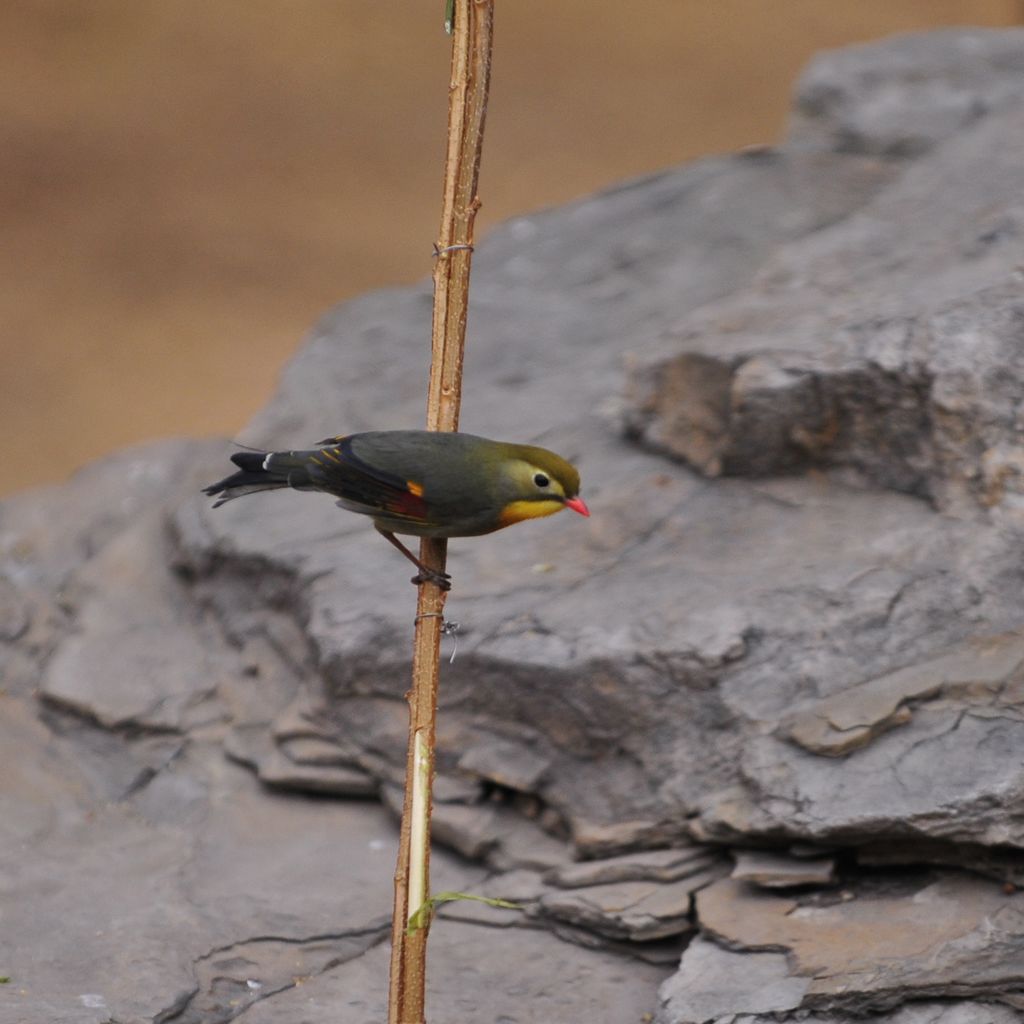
[387,3,494,1022]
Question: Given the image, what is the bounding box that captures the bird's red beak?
[565,496,590,517]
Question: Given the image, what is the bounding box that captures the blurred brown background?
[3,0,1022,496]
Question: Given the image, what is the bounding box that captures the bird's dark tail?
[202,450,316,507]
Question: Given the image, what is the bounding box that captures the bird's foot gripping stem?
[377,527,452,591]
[411,568,452,591]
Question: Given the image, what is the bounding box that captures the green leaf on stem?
[407,891,521,934]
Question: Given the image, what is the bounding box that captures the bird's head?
[496,445,590,526]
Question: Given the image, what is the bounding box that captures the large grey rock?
[164,140,912,853]
[0,729,472,1024]
[39,512,236,732]
[625,103,1024,519]
[234,922,668,1024]
[657,938,810,1024]
[658,872,1024,1022]
[538,869,721,942]
[657,940,1024,1024]
[791,27,1024,156]
[171,100,1024,845]
[5,26,1024,1024]
[697,630,1024,850]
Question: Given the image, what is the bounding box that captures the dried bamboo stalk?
[387,3,494,1022]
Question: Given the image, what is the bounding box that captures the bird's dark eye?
[533,472,550,488]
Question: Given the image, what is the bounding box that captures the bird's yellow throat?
[498,498,567,527]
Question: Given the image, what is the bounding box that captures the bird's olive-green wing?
[307,435,431,523]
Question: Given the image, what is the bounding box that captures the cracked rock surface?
[5,26,1024,1024]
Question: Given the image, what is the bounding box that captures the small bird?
[203,430,589,589]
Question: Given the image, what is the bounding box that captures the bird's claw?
[411,569,452,592]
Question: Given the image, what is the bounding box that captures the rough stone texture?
[539,868,723,942]
[659,872,1024,1022]
[234,923,667,1024]
[790,28,1024,156]
[696,629,1024,850]
[658,940,1024,1024]
[784,632,1024,757]
[657,939,811,1024]
[548,844,722,888]
[6,26,1024,1024]
[627,31,1024,530]
[730,850,836,888]
[0,727,443,1024]
[625,102,1024,521]
[744,1006,1024,1024]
